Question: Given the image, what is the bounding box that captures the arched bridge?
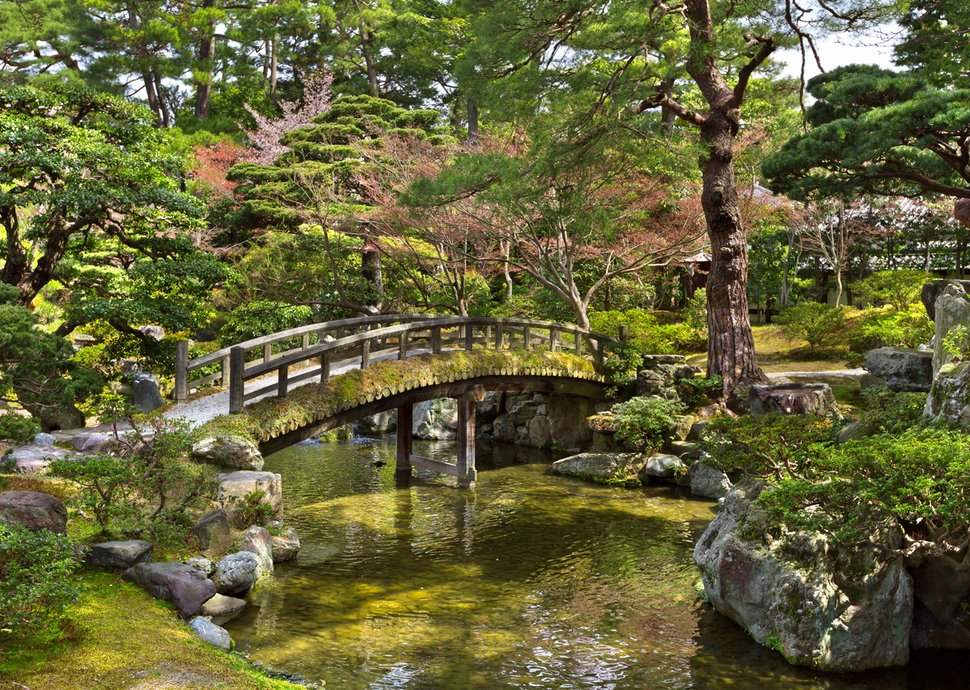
[175,315,622,488]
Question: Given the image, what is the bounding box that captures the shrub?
[856,386,927,436]
[230,489,274,529]
[699,414,837,480]
[610,396,685,453]
[847,305,933,353]
[776,302,848,352]
[0,523,83,638]
[589,308,705,356]
[676,375,723,410]
[220,300,314,345]
[0,414,40,444]
[851,269,931,312]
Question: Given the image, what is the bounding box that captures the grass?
[0,571,303,690]
[685,325,851,373]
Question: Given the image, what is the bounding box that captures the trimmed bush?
[610,396,685,453]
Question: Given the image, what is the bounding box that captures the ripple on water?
[226,438,957,690]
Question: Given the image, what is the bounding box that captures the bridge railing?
[174,314,621,414]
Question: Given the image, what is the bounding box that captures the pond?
[226,437,968,689]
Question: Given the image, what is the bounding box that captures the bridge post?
[396,403,413,486]
[174,340,188,404]
[229,346,246,414]
[456,394,478,489]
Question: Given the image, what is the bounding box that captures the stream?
[225,437,969,689]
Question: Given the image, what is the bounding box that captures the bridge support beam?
[395,403,413,487]
[456,393,478,489]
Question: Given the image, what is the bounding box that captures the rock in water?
[551,453,647,486]
[271,527,301,563]
[185,556,215,577]
[864,347,933,392]
[192,436,264,471]
[412,398,458,440]
[0,491,68,533]
[211,552,262,595]
[749,383,841,418]
[200,594,247,623]
[694,483,913,671]
[241,525,274,576]
[87,540,153,570]
[642,453,685,480]
[689,463,733,500]
[189,616,233,652]
[122,562,216,618]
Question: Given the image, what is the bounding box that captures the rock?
[33,432,57,446]
[241,525,274,576]
[668,441,701,460]
[864,347,934,392]
[504,393,531,413]
[749,383,841,418]
[3,443,77,474]
[925,361,970,428]
[689,463,732,500]
[200,593,247,623]
[211,551,262,595]
[643,453,685,480]
[215,471,283,517]
[71,431,112,454]
[526,415,552,447]
[909,553,970,649]
[492,413,515,443]
[670,415,695,441]
[185,556,215,577]
[138,324,166,342]
[192,436,264,471]
[192,509,231,555]
[694,483,913,671]
[0,491,67,533]
[87,540,153,570]
[552,452,647,486]
[271,527,301,563]
[476,392,503,421]
[547,396,595,448]
[859,373,887,391]
[355,411,396,436]
[122,562,217,618]
[508,400,539,426]
[132,372,164,413]
[927,281,970,375]
[189,616,232,652]
[687,420,710,442]
[836,421,864,443]
[412,398,458,440]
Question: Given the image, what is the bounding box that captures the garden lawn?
[686,325,851,373]
[0,570,301,690]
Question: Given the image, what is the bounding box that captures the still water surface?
[226,438,968,689]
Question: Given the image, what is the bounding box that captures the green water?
[226,438,967,690]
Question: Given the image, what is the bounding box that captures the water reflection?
[226,438,961,689]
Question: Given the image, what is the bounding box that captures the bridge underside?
[258,375,608,488]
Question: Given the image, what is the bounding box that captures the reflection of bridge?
[175,315,620,488]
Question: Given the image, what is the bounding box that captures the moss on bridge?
[200,349,604,445]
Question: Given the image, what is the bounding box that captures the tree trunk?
[360,25,379,96]
[269,35,278,96]
[361,237,384,311]
[194,0,216,119]
[699,115,766,394]
[468,98,479,144]
[832,267,843,307]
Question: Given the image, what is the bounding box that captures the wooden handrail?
[173,313,622,411]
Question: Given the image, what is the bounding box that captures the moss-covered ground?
[686,325,851,373]
[0,571,301,690]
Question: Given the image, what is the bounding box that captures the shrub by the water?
[0,414,40,444]
[230,489,274,529]
[0,523,83,638]
[610,396,684,453]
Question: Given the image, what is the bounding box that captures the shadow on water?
[226,437,967,690]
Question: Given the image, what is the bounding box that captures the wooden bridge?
[174,315,621,488]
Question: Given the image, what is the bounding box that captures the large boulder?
[925,361,970,428]
[71,431,112,454]
[526,415,552,447]
[412,398,458,440]
[122,562,217,618]
[211,551,262,595]
[0,491,67,533]
[546,396,595,449]
[189,616,233,652]
[689,463,732,499]
[271,527,301,563]
[476,392,503,421]
[241,525,274,577]
[192,436,263,471]
[355,411,397,436]
[192,509,231,555]
[215,471,282,517]
[909,553,970,649]
[925,281,970,375]
[132,372,165,413]
[694,483,913,671]
[491,413,515,443]
[750,383,841,418]
[3,443,77,474]
[551,452,647,486]
[87,540,153,571]
[864,347,933,392]
[642,453,685,480]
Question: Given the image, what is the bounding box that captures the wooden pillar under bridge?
[395,403,413,487]
[456,388,483,489]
